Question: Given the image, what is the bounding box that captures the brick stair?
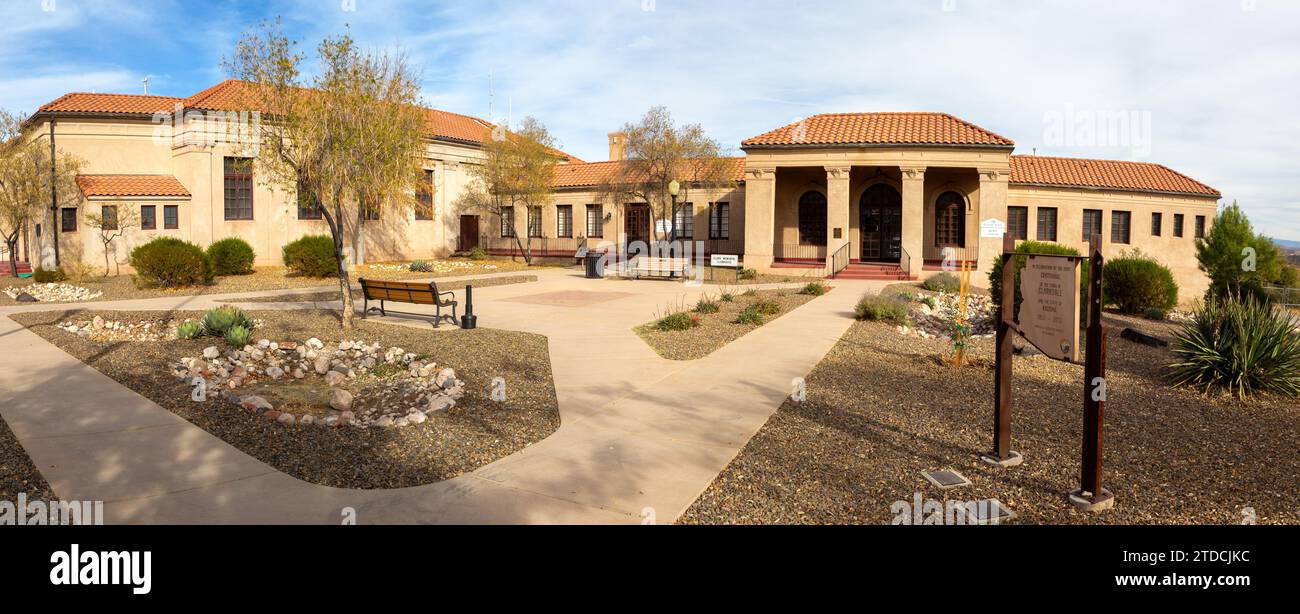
[831,262,913,281]
[0,261,33,275]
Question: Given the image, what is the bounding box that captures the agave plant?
[202,306,254,337]
[224,325,251,348]
[1169,297,1300,399]
[176,321,204,340]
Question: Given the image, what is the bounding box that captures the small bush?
[224,325,251,348]
[921,295,938,309]
[372,363,405,378]
[177,321,204,340]
[655,311,699,332]
[921,272,961,293]
[738,268,758,281]
[741,288,757,297]
[989,241,1088,317]
[855,294,910,323]
[1103,255,1179,315]
[1170,297,1300,398]
[694,298,720,314]
[282,235,338,278]
[203,306,255,338]
[408,260,433,273]
[895,291,915,302]
[752,298,781,316]
[206,237,256,276]
[719,291,735,303]
[800,281,828,296]
[469,247,487,261]
[1144,307,1167,321]
[129,237,213,288]
[32,267,67,283]
[735,305,765,325]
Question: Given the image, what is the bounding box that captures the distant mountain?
[1274,238,1300,251]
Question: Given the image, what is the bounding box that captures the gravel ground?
[229,275,539,304]
[635,288,820,360]
[680,313,1299,524]
[0,258,535,306]
[0,413,59,504]
[699,266,825,286]
[10,309,560,489]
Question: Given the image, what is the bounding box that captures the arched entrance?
[860,184,902,262]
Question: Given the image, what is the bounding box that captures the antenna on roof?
[142,76,149,95]
[1032,147,1037,156]
[487,71,494,122]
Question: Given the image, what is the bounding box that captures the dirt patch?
[10,309,561,489]
[680,314,1300,524]
[635,288,821,361]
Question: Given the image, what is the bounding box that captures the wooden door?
[625,204,651,246]
[459,215,480,252]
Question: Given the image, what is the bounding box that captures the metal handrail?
[830,242,851,279]
[899,246,912,279]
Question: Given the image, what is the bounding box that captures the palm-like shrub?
[207,237,256,275]
[1169,297,1300,399]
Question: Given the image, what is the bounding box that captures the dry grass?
[634,288,820,360]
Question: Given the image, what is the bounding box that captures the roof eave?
[740,142,1016,152]
[1009,181,1221,200]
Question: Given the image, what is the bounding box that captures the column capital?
[900,166,927,181]
[977,168,1010,182]
[745,167,776,180]
[824,165,852,179]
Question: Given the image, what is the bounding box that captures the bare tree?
[224,21,427,329]
[598,106,735,243]
[0,109,84,276]
[458,117,559,265]
[83,205,140,276]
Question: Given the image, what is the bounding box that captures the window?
[710,203,730,240]
[141,205,156,230]
[101,205,119,231]
[164,205,179,230]
[1036,207,1058,242]
[1173,213,1185,237]
[935,192,967,246]
[297,176,322,220]
[61,208,77,232]
[223,157,254,220]
[586,204,604,238]
[673,203,694,240]
[500,206,515,238]
[1195,215,1206,238]
[1151,212,1163,236]
[362,202,380,221]
[1111,210,1132,244]
[415,169,434,220]
[556,205,573,238]
[797,192,827,245]
[1082,209,1103,242]
[1005,206,1028,241]
[527,206,542,238]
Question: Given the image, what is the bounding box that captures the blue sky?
[3,0,1298,240]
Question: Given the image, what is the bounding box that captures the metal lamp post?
[667,179,680,243]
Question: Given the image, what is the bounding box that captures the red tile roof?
[1009,155,1220,197]
[38,93,183,115]
[743,112,1015,148]
[552,158,745,189]
[76,175,191,198]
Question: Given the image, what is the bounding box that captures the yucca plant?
[1169,297,1300,399]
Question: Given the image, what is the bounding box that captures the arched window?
[798,191,827,245]
[935,191,966,247]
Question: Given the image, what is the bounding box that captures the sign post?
[981,233,1023,467]
[1069,234,1114,511]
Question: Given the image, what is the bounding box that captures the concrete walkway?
[0,268,886,524]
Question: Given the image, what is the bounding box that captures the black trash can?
[584,252,605,278]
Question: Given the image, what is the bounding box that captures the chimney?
[608,132,625,162]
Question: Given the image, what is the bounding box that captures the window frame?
[296,177,322,220]
[1151,212,1163,237]
[673,202,694,240]
[556,204,573,238]
[100,205,119,231]
[140,205,156,230]
[500,206,516,238]
[527,206,543,238]
[414,169,434,221]
[1082,209,1103,242]
[586,204,604,238]
[61,207,78,233]
[1005,206,1028,242]
[1173,213,1185,238]
[223,157,254,221]
[164,205,179,230]
[1111,210,1132,244]
[1036,207,1058,242]
[1195,215,1207,239]
[709,202,730,240]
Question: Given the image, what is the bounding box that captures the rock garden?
[635,284,825,360]
[10,307,561,489]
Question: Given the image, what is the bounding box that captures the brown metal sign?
[1018,255,1081,362]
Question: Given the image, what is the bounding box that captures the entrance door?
[625,204,651,247]
[860,184,902,262]
[459,215,480,252]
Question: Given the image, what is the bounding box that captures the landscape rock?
[329,389,354,411]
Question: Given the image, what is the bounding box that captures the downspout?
[49,119,60,267]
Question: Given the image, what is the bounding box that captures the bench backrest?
[360,278,439,305]
[634,257,689,272]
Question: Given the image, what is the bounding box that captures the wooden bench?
[359,278,458,328]
[629,256,690,279]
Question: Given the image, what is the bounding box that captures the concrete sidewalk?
[0,269,883,523]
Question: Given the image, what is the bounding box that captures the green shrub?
[921,272,961,293]
[895,291,915,302]
[224,325,251,348]
[719,291,735,303]
[371,363,405,378]
[32,267,67,283]
[855,294,910,323]
[735,305,765,325]
[177,321,204,340]
[203,306,255,338]
[800,281,828,296]
[752,298,781,316]
[282,234,338,278]
[1144,307,1167,321]
[654,311,699,331]
[408,260,433,273]
[738,268,758,281]
[469,247,487,261]
[1196,201,1296,302]
[694,298,720,314]
[989,241,1087,317]
[1103,254,1178,314]
[1170,297,1300,398]
[129,237,213,288]
[921,295,938,309]
[206,237,256,276]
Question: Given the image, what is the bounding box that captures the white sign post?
[980,218,1006,238]
[710,254,739,268]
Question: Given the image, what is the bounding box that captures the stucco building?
[18,81,1221,300]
